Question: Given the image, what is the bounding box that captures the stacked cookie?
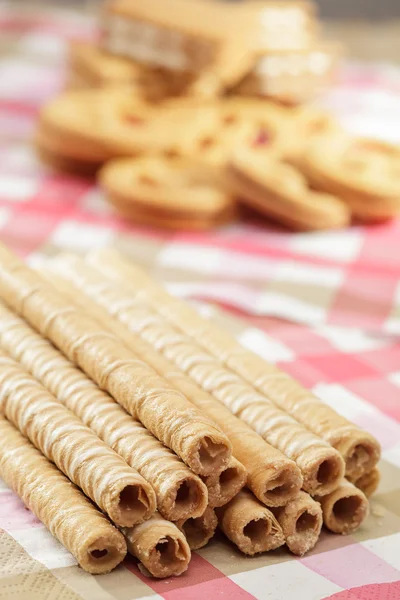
[35,0,400,229]
[0,243,381,577]
[68,0,340,104]
[36,85,400,229]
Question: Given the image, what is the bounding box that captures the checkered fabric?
[1,4,400,600]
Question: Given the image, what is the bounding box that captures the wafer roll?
[0,303,208,522]
[175,507,218,550]
[271,491,322,556]
[317,481,369,534]
[351,467,380,498]
[0,416,127,574]
[51,254,343,497]
[123,514,191,578]
[0,243,231,477]
[90,248,381,480]
[203,457,247,508]
[43,259,303,507]
[0,348,156,527]
[216,490,285,555]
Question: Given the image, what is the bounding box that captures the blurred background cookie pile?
[35,0,400,231]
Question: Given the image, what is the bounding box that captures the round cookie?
[296,134,400,221]
[35,126,103,175]
[99,156,236,229]
[189,98,293,165]
[227,145,350,231]
[38,89,129,164]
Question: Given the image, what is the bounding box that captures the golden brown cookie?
[35,126,102,176]
[38,89,192,161]
[99,156,236,230]
[188,98,293,166]
[227,146,351,230]
[38,89,124,169]
[295,134,400,221]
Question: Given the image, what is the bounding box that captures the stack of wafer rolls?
[89,249,381,482]
[0,415,127,574]
[38,262,304,509]
[0,242,380,575]
[0,243,232,478]
[0,302,208,522]
[51,252,345,497]
[0,348,156,527]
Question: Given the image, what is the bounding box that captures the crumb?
[371,505,385,518]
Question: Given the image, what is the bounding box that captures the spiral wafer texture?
[44,255,303,507]
[216,490,285,555]
[54,252,344,496]
[0,416,127,574]
[175,507,218,550]
[0,347,156,527]
[0,243,231,477]
[0,302,208,522]
[123,513,191,578]
[89,248,380,481]
[271,491,322,556]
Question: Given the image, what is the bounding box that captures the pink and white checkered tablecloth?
[1,4,400,600]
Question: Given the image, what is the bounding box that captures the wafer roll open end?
[175,507,218,550]
[191,431,232,477]
[317,481,369,535]
[203,457,247,508]
[83,530,128,574]
[351,467,380,498]
[107,480,156,527]
[160,473,208,522]
[249,460,303,508]
[217,489,285,556]
[272,491,322,556]
[298,445,345,497]
[123,515,191,578]
[330,431,381,481]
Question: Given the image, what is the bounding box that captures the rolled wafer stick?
[89,248,381,480]
[42,260,303,507]
[175,507,218,550]
[0,416,127,574]
[0,243,231,477]
[202,457,247,508]
[0,303,208,522]
[0,347,156,527]
[216,490,285,555]
[351,467,380,498]
[271,491,322,556]
[123,514,191,578]
[50,254,343,497]
[317,481,369,535]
